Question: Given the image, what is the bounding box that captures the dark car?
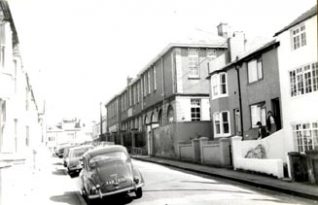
[67,145,93,176]
[63,144,78,167]
[79,145,144,201]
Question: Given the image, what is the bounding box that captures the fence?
[176,137,231,167]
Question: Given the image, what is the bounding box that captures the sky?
[7,0,317,125]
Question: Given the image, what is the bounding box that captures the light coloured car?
[79,145,144,202]
[67,145,93,176]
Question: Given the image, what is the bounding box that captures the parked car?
[63,144,78,167]
[67,145,93,176]
[55,144,74,158]
[79,145,144,201]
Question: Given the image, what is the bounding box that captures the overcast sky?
[8,0,316,125]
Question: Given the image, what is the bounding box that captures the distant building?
[46,118,93,148]
[106,33,228,158]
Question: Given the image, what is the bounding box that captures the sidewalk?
[132,155,318,200]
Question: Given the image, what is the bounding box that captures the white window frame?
[190,99,201,121]
[188,48,200,78]
[247,58,263,83]
[213,111,231,137]
[291,24,306,50]
[137,81,140,103]
[250,102,266,128]
[148,70,151,94]
[289,62,318,97]
[153,66,157,90]
[211,73,228,99]
[292,121,318,153]
[143,74,147,96]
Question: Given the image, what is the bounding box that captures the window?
[167,105,174,123]
[248,58,263,83]
[153,66,157,90]
[190,99,201,121]
[289,62,318,97]
[291,24,306,50]
[137,81,140,102]
[0,23,5,68]
[292,121,318,152]
[148,70,151,94]
[188,48,199,78]
[143,74,147,96]
[250,103,266,128]
[213,111,230,136]
[206,48,216,59]
[211,73,227,99]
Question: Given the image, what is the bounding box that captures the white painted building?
[274,5,317,156]
[0,0,43,154]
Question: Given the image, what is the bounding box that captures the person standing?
[266,111,277,135]
[257,121,268,139]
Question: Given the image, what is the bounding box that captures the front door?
[271,98,282,130]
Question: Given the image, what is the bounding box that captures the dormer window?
[291,24,306,50]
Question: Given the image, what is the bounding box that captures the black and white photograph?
[0,0,317,204]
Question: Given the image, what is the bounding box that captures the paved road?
[1,153,317,205]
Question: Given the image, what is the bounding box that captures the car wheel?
[135,188,142,199]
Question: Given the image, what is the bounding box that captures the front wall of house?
[277,15,318,153]
[239,47,281,137]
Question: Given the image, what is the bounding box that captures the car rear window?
[89,152,128,165]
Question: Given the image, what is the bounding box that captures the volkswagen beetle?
[79,145,144,201]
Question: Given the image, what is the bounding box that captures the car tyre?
[135,188,142,199]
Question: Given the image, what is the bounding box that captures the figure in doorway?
[266,111,277,135]
[257,121,268,139]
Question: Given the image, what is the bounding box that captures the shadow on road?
[52,168,67,176]
[52,162,63,166]
[50,191,80,205]
[85,194,134,205]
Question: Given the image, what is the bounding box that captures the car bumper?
[87,183,144,199]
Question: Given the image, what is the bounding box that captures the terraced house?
[106,34,227,159]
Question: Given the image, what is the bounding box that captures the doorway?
[271,98,282,130]
[233,108,242,136]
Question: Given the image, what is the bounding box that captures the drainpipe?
[235,64,244,140]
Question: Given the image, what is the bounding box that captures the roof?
[207,39,279,78]
[0,0,19,45]
[83,145,128,159]
[274,5,317,36]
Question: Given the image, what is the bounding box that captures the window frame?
[188,48,200,78]
[190,99,201,121]
[211,72,228,99]
[292,121,318,153]
[213,111,231,137]
[250,102,266,128]
[289,62,318,97]
[247,58,263,84]
[291,23,306,50]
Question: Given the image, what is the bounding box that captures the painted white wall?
[276,14,318,154]
[175,96,210,122]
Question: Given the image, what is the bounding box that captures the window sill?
[248,78,263,85]
[211,94,228,100]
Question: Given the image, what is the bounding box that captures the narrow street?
[2,150,316,205]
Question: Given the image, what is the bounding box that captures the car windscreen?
[89,152,128,166]
[71,148,90,158]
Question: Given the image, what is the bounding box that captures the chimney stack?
[217,22,231,38]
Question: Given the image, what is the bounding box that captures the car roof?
[83,145,128,159]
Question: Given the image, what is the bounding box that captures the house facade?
[209,39,281,140]
[106,36,228,158]
[274,6,317,156]
[0,0,43,154]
